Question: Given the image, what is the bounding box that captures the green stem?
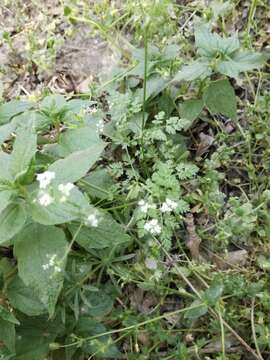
[247,0,258,42]
[142,30,148,132]
[59,302,205,349]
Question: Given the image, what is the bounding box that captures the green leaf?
[195,25,239,57]
[69,213,130,250]
[203,284,224,306]
[217,51,268,78]
[0,190,13,214]
[14,223,68,315]
[0,203,27,244]
[80,289,114,318]
[56,127,103,157]
[76,318,121,358]
[81,169,115,200]
[0,122,15,145]
[29,186,89,225]
[0,318,16,353]
[0,152,12,181]
[184,299,208,321]
[15,315,63,360]
[179,99,204,122]
[40,94,66,110]
[48,144,105,185]
[195,25,221,57]
[0,100,31,125]
[9,124,37,178]
[173,60,212,82]
[203,79,237,120]
[0,305,19,324]
[7,275,46,316]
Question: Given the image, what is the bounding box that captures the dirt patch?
[0,2,116,98]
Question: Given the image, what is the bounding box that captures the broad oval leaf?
[9,124,37,178]
[0,122,15,145]
[0,190,13,215]
[0,318,16,353]
[7,275,46,316]
[217,51,269,78]
[14,223,68,316]
[29,186,89,225]
[0,100,31,125]
[179,99,204,122]
[203,79,237,120]
[69,213,131,250]
[0,152,12,181]
[173,60,212,82]
[48,143,106,185]
[0,203,27,244]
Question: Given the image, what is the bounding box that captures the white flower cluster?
[138,197,178,236]
[37,171,55,189]
[84,213,99,227]
[38,192,54,207]
[37,171,55,207]
[138,198,178,215]
[160,198,178,213]
[36,171,75,207]
[96,120,104,134]
[144,219,161,235]
[58,183,74,203]
[138,200,156,213]
[42,254,62,273]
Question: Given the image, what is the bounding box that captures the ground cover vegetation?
[0,0,270,359]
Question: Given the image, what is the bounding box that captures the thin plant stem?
[60,302,205,349]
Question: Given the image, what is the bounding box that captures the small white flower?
[85,213,99,227]
[58,183,74,196]
[160,198,178,213]
[58,183,74,202]
[96,120,104,133]
[37,171,55,189]
[144,219,161,235]
[138,200,156,213]
[43,254,62,273]
[54,266,62,273]
[49,254,57,266]
[38,192,54,207]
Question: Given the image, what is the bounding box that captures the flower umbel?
[138,200,156,213]
[37,171,55,189]
[42,254,62,274]
[58,183,74,202]
[38,192,54,207]
[144,219,161,235]
[85,213,99,227]
[160,198,178,213]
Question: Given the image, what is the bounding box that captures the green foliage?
[0,2,269,359]
[14,223,68,316]
[203,79,237,120]
[173,24,268,81]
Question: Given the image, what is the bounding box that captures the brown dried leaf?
[185,213,202,260]
[213,249,248,269]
